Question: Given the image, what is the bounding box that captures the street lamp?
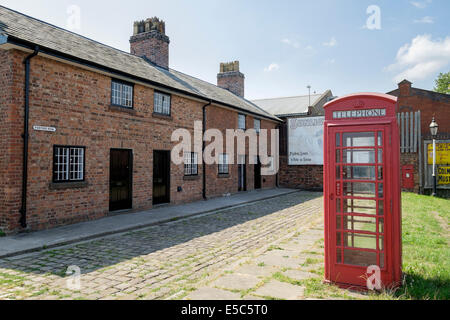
[429,118,439,196]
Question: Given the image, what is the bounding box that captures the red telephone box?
[323,93,402,290]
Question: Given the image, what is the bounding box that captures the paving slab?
[185,287,241,300]
[253,280,305,300]
[255,253,305,269]
[211,274,261,291]
[283,269,320,281]
[233,264,278,277]
[0,188,297,258]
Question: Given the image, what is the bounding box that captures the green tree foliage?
[434,72,450,94]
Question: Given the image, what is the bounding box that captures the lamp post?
[429,118,438,196]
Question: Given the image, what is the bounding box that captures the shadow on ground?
[0,192,323,279]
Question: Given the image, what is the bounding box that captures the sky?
[0,0,449,99]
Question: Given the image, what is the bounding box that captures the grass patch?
[387,193,450,300]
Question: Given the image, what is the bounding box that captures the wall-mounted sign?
[288,116,324,165]
[333,108,386,119]
[438,166,450,185]
[33,125,56,132]
[427,143,450,165]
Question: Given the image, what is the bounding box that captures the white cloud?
[410,0,432,9]
[414,16,434,24]
[325,58,336,65]
[323,37,337,47]
[281,38,300,48]
[385,34,450,83]
[264,63,280,72]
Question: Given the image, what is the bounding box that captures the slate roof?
[252,90,333,117]
[0,5,279,121]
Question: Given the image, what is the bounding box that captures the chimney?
[217,61,245,97]
[130,17,170,69]
[398,79,412,96]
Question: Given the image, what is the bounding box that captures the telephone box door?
[328,125,393,287]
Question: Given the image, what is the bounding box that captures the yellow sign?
[427,143,450,165]
[438,166,450,185]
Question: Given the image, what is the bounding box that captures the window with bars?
[111,80,133,108]
[254,119,261,133]
[184,152,198,176]
[218,153,229,174]
[154,91,171,115]
[53,146,85,182]
[238,114,246,130]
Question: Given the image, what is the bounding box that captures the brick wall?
[400,152,420,193]
[278,156,323,190]
[0,49,278,234]
[205,105,278,198]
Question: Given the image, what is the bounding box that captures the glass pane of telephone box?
[343,132,375,147]
[343,215,377,233]
[344,232,377,250]
[343,149,375,163]
[343,249,377,267]
[343,182,376,197]
[344,199,377,215]
[343,166,375,180]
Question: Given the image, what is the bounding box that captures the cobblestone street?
[0,192,363,300]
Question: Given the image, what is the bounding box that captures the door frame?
[238,155,247,192]
[109,148,133,211]
[326,124,393,287]
[152,150,171,205]
[254,156,262,189]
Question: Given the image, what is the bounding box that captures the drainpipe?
[202,100,212,199]
[19,46,39,228]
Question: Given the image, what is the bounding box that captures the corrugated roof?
[0,5,280,121]
[251,92,328,116]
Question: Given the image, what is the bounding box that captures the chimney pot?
[130,17,170,69]
[217,61,245,97]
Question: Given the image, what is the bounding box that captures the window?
[218,154,229,174]
[111,80,133,108]
[184,152,198,176]
[254,119,261,133]
[53,146,85,182]
[238,114,246,130]
[154,91,171,115]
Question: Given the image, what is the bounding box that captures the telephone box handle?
[330,193,334,201]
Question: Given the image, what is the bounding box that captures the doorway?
[153,150,170,205]
[109,149,132,211]
[254,156,262,189]
[238,155,246,191]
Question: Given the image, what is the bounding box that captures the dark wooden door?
[238,155,246,192]
[109,149,132,211]
[254,156,262,189]
[153,150,170,205]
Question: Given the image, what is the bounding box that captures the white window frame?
[238,114,246,130]
[184,152,198,176]
[53,146,85,182]
[111,80,133,108]
[154,91,171,115]
[218,153,229,174]
[254,118,261,133]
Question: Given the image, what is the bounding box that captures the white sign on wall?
[288,117,324,165]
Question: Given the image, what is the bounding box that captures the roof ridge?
[251,93,325,101]
[0,5,137,58]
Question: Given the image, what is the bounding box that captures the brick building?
[253,90,334,190]
[0,7,280,234]
[387,80,450,194]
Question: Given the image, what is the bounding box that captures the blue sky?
[1,0,449,99]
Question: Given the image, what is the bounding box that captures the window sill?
[218,173,230,178]
[49,181,89,190]
[152,112,173,121]
[183,175,200,181]
[109,105,136,115]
